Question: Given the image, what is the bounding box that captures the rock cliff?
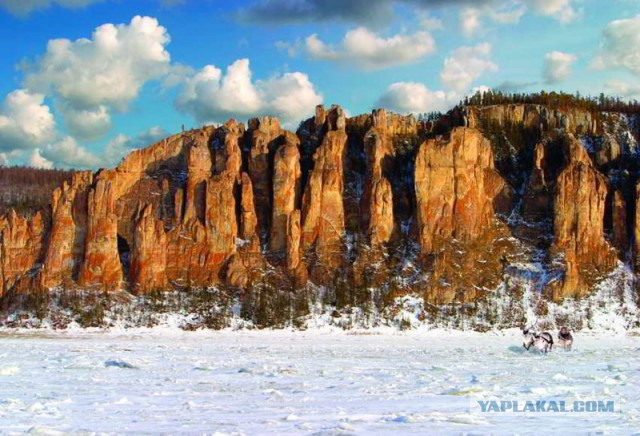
[0,103,637,309]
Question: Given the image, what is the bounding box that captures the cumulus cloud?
[605,80,640,99]
[543,51,577,83]
[305,27,435,70]
[175,59,322,125]
[459,2,526,38]
[238,0,491,26]
[440,43,498,92]
[28,149,54,169]
[23,15,171,140]
[0,0,101,16]
[522,0,579,23]
[375,82,455,114]
[37,136,102,169]
[0,89,56,152]
[460,8,483,38]
[58,104,111,141]
[592,15,640,74]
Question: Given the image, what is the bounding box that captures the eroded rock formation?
[301,106,348,277]
[415,127,507,253]
[550,135,617,299]
[0,103,634,307]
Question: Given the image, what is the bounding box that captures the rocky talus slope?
[2,103,640,313]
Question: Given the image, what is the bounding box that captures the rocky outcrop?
[595,134,621,167]
[550,135,617,299]
[611,190,629,254]
[415,127,507,253]
[522,142,557,222]
[248,117,281,238]
[130,205,167,294]
[361,110,396,246]
[183,131,212,223]
[368,179,394,246]
[78,178,123,291]
[271,132,301,253]
[40,171,93,289]
[347,109,419,138]
[465,104,599,135]
[301,106,348,274]
[286,210,307,285]
[413,127,512,302]
[0,102,636,307]
[0,211,45,296]
[239,172,259,247]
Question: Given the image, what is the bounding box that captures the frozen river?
[0,329,638,434]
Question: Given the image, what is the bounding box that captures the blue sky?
[0,0,639,169]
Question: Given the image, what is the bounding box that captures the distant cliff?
[2,102,640,329]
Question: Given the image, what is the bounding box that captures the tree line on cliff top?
[463,90,640,114]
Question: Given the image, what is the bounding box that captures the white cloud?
[605,80,640,98]
[522,0,580,23]
[0,89,56,152]
[460,8,482,38]
[492,2,527,24]
[28,149,54,169]
[23,15,171,140]
[375,82,455,114]
[58,104,111,141]
[305,27,435,70]
[440,43,498,92]
[459,2,526,38]
[543,51,577,83]
[175,59,323,125]
[39,136,102,169]
[592,15,640,74]
[0,0,101,16]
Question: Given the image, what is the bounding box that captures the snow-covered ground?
[0,329,638,434]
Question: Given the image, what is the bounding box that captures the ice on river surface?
[0,329,638,434]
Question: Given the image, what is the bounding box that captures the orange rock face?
[301,106,348,272]
[0,102,633,307]
[130,205,167,294]
[78,178,123,291]
[465,104,599,135]
[611,190,628,254]
[414,127,506,253]
[0,211,45,295]
[248,117,282,238]
[41,171,93,289]
[551,135,617,299]
[412,127,512,302]
[271,132,301,253]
